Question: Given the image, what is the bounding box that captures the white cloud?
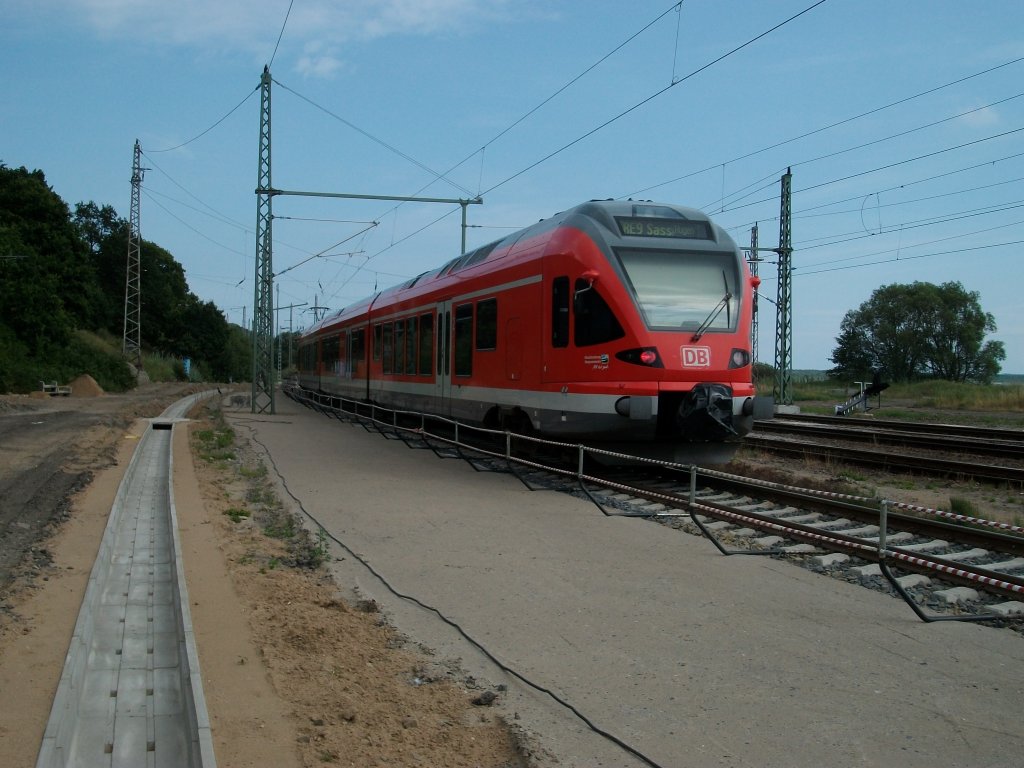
[16,0,533,80]
[956,104,1000,128]
[34,0,517,58]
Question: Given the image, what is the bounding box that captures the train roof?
[301,199,732,338]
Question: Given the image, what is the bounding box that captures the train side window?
[444,311,451,376]
[574,279,625,347]
[419,312,433,375]
[476,298,497,351]
[351,328,365,377]
[394,321,406,374]
[454,303,473,377]
[323,335,340,374]
[552,276,570,348]
[373,324,382,362]
[405,316,417,375]
[382,324,393,374]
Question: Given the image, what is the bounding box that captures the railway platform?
[232,396,1024,768]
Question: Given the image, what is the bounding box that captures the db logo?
[681,346,711,368]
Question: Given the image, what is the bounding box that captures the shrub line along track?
[285,386,1024,626]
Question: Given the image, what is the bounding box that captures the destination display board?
[615,217,712,240]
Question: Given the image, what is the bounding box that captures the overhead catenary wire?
[798,216,1024,270]
[269,0,295,68]
[626,54,1024,202]
[146,86,259,153]
[710,91,1024,213]
[481,0,831,198]
[793,239,1024,277]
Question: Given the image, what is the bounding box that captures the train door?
[542,274,572,384]
[434,301,453,414]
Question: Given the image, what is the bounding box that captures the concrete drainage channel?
[37,392,217,768]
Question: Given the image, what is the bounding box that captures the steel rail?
[743,433,1024,485]
[767,412,1024,441]
[753,419,1024,458]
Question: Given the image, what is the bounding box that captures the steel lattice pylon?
[749,223,759,366]
[252,66,275,414]
[123,139,143,371]
[773,169,793,405]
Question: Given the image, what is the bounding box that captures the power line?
[269,0,295,68]
[793,239,1024,277]
[712,91,1024,212]
[146,86,258,153]
[482,0,831,197]
[792,176,1024,221]
[272,78,476,198]
[799,216,1024,270]
[797,199,1024,251]
[627,54,1024,201]
[724,149,1024,227]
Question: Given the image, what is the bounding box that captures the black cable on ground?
[234,417,669,768]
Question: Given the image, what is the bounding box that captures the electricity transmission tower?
[252,66,275,413]
[123,139,144,372]
[251,66,482,414]
[748,223,759,366]
[773,168,793,406]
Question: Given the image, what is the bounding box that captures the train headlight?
[615,347,664,368]
[728,349,751,369]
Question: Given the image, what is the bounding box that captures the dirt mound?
[68,374,104,397]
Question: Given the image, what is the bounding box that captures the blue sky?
[4,0,1024,374]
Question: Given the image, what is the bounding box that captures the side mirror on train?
[573,270,600,309]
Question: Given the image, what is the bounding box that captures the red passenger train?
[296,200,771,463]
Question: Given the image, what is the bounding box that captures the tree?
[0,165,94,351]
[829,281,1004,384]
[74,201,130,334]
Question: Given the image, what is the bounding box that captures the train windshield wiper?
[691,271,731,342]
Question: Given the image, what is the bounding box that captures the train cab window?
[373,324,382,362]
[616,249,738,330]
[574,278,625,347]
[476,298,497,351]
[552,276,570,348]
[382,324,393,374]
[394,321,406,374]
[405,317,417,375]
[418,313,433,375]
[454,303,473,377]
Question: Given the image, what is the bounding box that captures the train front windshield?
[616,249,740,331]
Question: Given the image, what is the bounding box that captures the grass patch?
[194,423,237,462]
[949,496,980,517]
[224,507,250,523]
[239,463,267,479]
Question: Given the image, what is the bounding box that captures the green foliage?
[0,327,134,393]
[1,162,253,392]
[752,362,775,392]
[949,496,979,517]
[829,281,1004,384]
[224,507,251,523]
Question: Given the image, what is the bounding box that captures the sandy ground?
[0,385,526,767]
[1,384,1022,767]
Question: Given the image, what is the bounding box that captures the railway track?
[741,432,1024,485]
[285,387,1024,627]
[770,411,1024,441]
[754,415,1024,459]
[546,461,1024,621]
